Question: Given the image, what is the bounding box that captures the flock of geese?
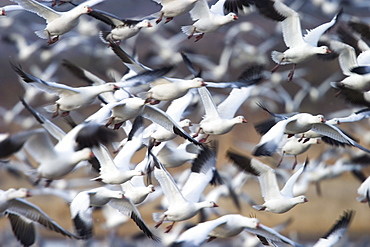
[1,0,370,246]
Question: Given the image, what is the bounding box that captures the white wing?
[275,1,305,47]
[10,0,60,22]
[251,159,282,202]
[217,87,254,119]
[330,40,358,75]
[303,10,341,47]
[189,0,211,21]
[198,87,220,119]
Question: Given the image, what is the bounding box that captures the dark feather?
[73,214,92,239]
[348,19,370,42]
[350,66,370,75]
[224,0,254,14]
[254,0,287,22]
[227,150,261,176]
[75,125,117,149]
[321,210,354,239]
[130,211,160,241]
[7,213,35,247]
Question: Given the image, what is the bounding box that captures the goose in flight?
[150,148,218,233]
[227,150,308,213]
[70,186,158,240]
[12,64,119,118]
[175,213,304,246]
[0,188,80,246]
[181,0,238,42]
[9,0,104,44]
[253,0,341,81]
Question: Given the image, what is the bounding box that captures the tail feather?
[35,30,48,40]
[181,25,198,36]
[271,51,290,65]
[99,31,110,44]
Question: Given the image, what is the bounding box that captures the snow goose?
[278,136,320,169]
[152,0,199,24]
[181,0,238,42]
[20,99,116,185]
[0,188,80,246]
[253,0,340,81]
[330,40,370,92]
[61,58,173,103]
[313,210,354,247]
[193,87,247,143]
[70,186,158,240]
[90,144,144,184]
[87,9,152,44]
[175,214,304,246]
[12,64,119,118]
[227,150,308,213]
[9,0,103,44]
[252,106,370,156]
[0,5,23,16]
[85,96,201,145]
[146,91,195,145]
[150,148,218,233]
[144,77,206,103]
[156,140,199,168]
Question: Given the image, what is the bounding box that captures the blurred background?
[1,0,370,246]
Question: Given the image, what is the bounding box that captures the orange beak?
[242,118,248,123]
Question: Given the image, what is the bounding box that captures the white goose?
[90,144,144,184]
[70,186,158,240]
[181,0,238,41]
[330,40,370,91]
[175,214,303,246]
[146,91,194,144]
[20,99,116,186]
[9,0,103,44]
[13,64,119,118]
[254,0,340,80]
[252,109,367,157]
[88,9,152,44]
[228,150,308,214]
[0,188,80,246]
[193,87,247,143]
[152,0,199,24]
[150,150,218,233]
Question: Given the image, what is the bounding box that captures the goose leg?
[156,12,164,24]
[287,64,296,81]
[292,155,297,170]
[187,27,196,39]
[195,33,204,42]
[155,215,166,228]
[277,151,285,167]
[164,222,175,233]
[165,17,173,23]
[52,104,60,118]
[105,117,115,128]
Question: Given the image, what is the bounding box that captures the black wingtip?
[322,210,354,239]
[227,149,261,176]
[20,98,45,124]
[73,214,93,240]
